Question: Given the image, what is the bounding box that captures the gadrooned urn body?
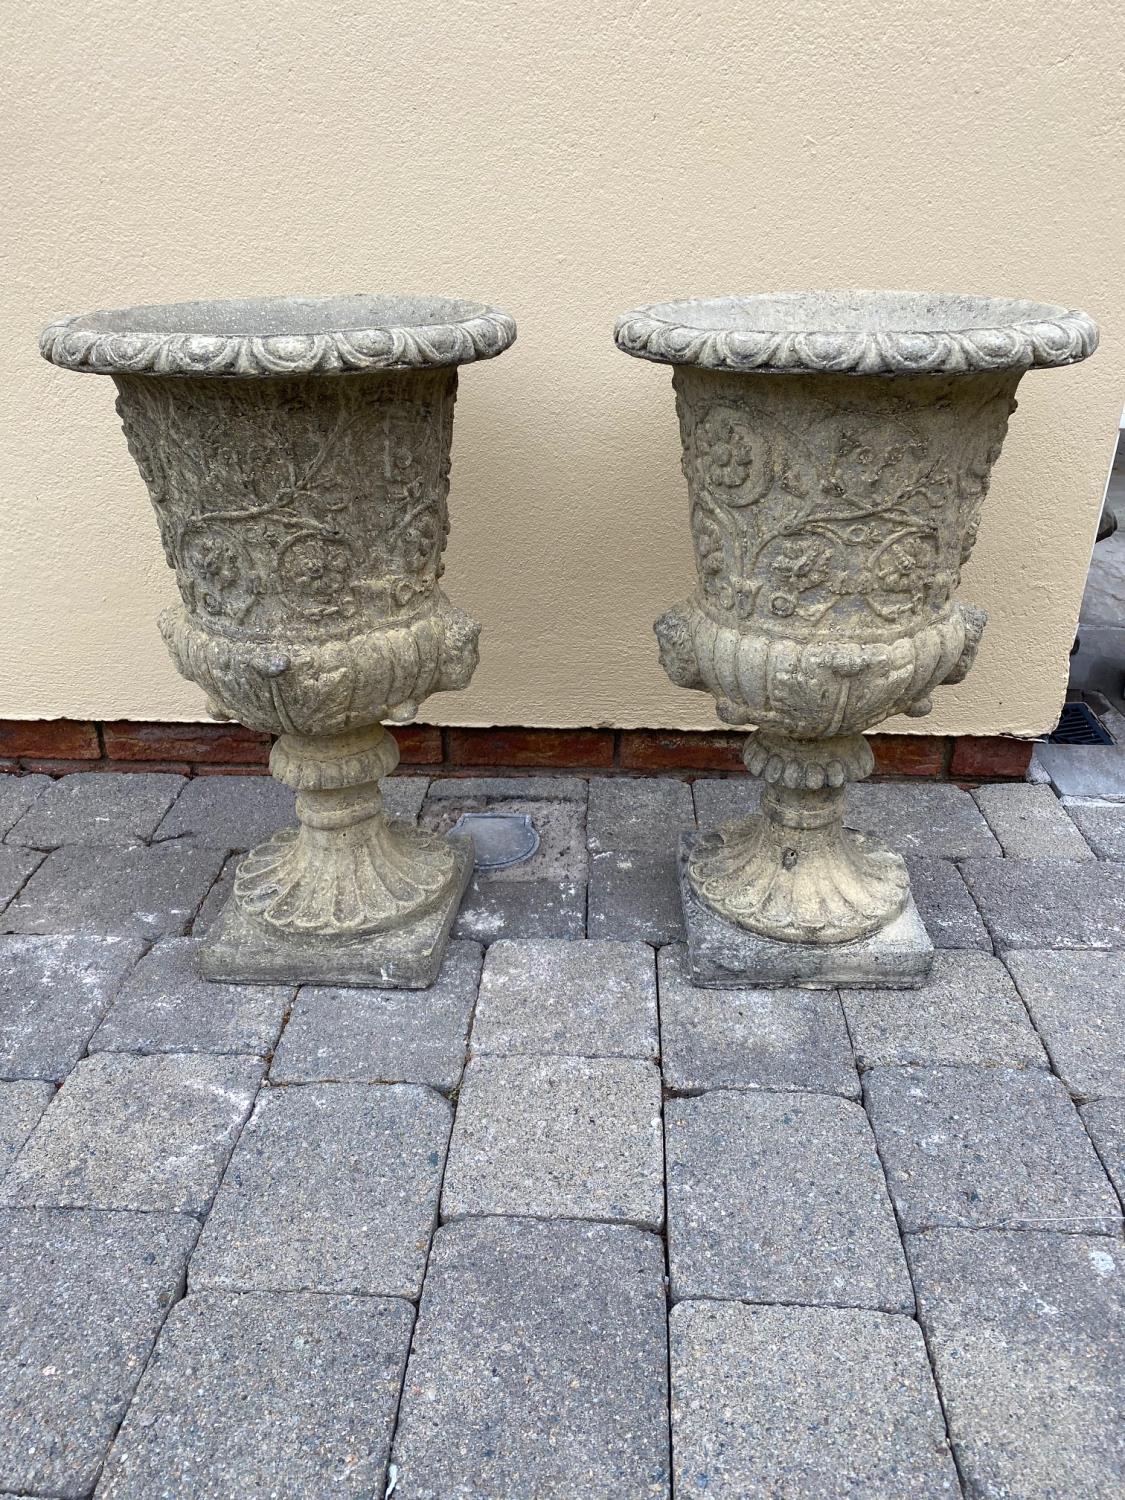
[615,291,1098,741]
[41,294,517,737]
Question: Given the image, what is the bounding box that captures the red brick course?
[949,735,1034,780]
[0,719,100,760]
[0,719,1038,781]
[101,721,271,766]
[867,734,949,778]
[619,730,745,772]
[446,727,615,768]
[392,725,444,765]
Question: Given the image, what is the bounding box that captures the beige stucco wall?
[3,1,1121,734]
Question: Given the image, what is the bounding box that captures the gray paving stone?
[0,1082,53,1184]
[424,797,587,883]
[269,941,481,1089]
[844,781,1000,857]
[1006,949,1125,1100]
[904,855,992,950]
[192,851,238,935]
[587,848,684,944]
[665,1091,910,1309]
[472,938,657,1060]
[1082,1100,1125,1203]
[961,856,1125,949]
[1065,798,1125,859]
[0,1207,197,1499]
[0,775,49,838]
[154,775,426,855]
[587,776,693,852]
[97,1291,413,1500]
[691,776,761,828]
[441,1055,664,1229]
[1032,741,1125,800]
[390,1218,669,1500]
[973,781,1094,859]
[0,933,143,1080]
[0,1052,262,1214]
[381,774,430,822]
[152,772,293,849]
[7,771,185,849]
[658,943,858,1098]
[0,848,42,912]
[842,950,1047,1070]
[908,1228,1125,1499]
[150,773,425,848]
[454,874,586,943]
[89,937,292,1058]
[865,1064,1122,1233]
[0,841,228,940]
[191,1082,449,1297]
[670,1301,958,1499]
[426,774,588,801]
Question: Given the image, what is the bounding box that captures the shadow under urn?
[41,293,516,986]
[615,290,1098,987]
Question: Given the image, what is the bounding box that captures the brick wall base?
[0,720,1035,783]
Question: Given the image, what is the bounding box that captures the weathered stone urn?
[615,291,1097,986]
[41,294,516,986]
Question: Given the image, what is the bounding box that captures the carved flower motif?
[692,509,726,588]
[401,512,441,574]
[186,536,241,592]
[697,406,755,489]
[770,537,831,590]
[765,537,833,618]
[278,534,354,601]
[960,512,982,565]
[828,431,932,503]
[874,536,931,593]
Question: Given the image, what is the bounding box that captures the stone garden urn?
[615,291,1097,986]
[41,294,516,986]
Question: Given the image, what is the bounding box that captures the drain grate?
[1049,702,1114,745]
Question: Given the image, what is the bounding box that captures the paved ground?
[1,765,1124,1497]
[1069,452,1125,713]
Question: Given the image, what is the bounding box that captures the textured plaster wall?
[2,0,1121,735]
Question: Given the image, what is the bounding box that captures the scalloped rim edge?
[614,293,1098,375]
[40,302,517,377]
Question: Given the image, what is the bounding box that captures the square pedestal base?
[198,838,473,990]
[679,832,934,989]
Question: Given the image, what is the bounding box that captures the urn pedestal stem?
[41,293,516,988]
[201,723,474,985]
[615,289,1098,987]
[689,729,911,945]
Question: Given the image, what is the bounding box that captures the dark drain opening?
[1049,702,1114,746]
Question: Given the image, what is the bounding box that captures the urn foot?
[679,832,933,989]
[687,811,910,944]
[687,734,909,945]
[200,723,471,987]
[199,837,472,988]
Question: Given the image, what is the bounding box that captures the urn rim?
[614,288,1098,376]
[39,293,517,378]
